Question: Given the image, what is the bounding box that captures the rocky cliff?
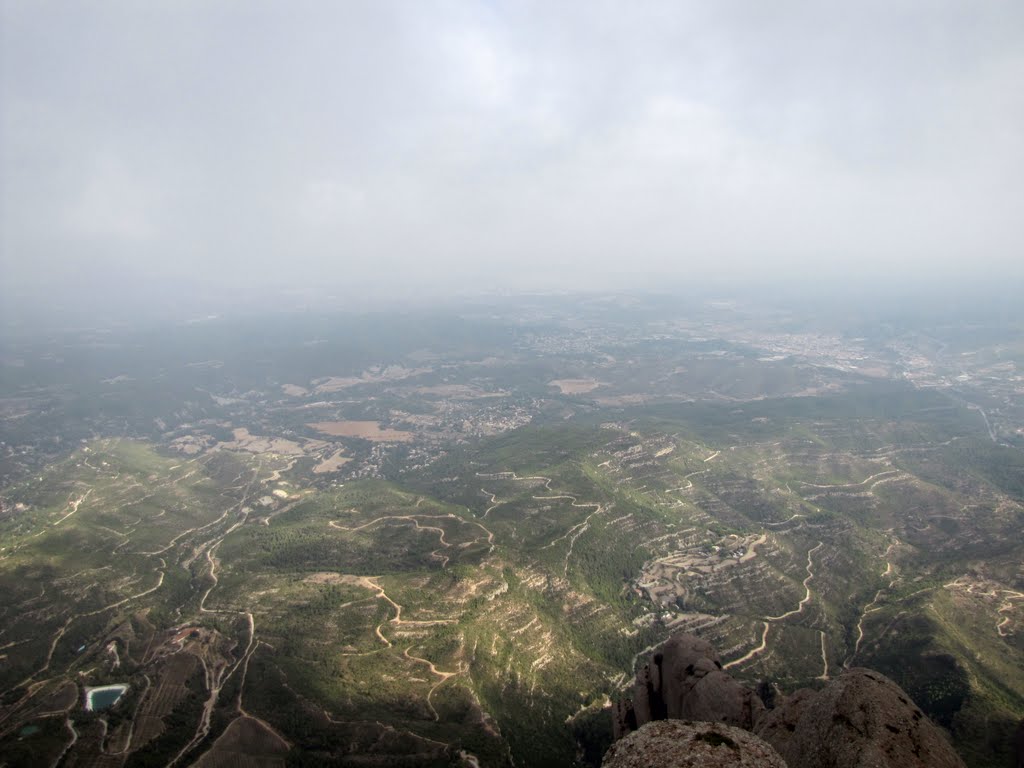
[606,633,966,768]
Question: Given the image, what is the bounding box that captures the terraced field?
[1,300,1023,767]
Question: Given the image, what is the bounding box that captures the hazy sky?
[2,1,1023,318]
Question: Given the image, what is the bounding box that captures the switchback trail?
[723,622,770,670]
[329,513,495,557]
[403,647,462,721]
[340,576,457,656]
[765,542,823,622]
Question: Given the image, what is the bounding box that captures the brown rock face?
[680,670,764,727]
[610,634,970,768]
[628,633,764,734]
[612,697,638,740]
[749,688,817,750]
[753,668,966,768]
[602,720,788,768]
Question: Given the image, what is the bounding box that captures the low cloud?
[2,0,1022,320]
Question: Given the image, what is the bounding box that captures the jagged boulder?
[680,670,765,727]
[627,633,764,735]
[749,688,817,747]
[753,668,966,768]
[603,720,788,768]
[612,697,638,740]
[610,634,971,768]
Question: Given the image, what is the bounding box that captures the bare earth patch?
[412,384,508,399]
[170,434,215,455]
[312,365,431,394]
[281,384,309,396]
[313,449,351,473]
[220,428,307,456]
[307,421,414,442]
[549,379,603,394]
[303,573,368,586]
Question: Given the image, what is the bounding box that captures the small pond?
[85,684,128,711]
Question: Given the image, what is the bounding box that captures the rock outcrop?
[754,667,965,768]
[608,632,966,768]
[603,720,787,768]
[614,633,764,739]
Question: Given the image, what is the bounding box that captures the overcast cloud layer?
[2,0,1023,319]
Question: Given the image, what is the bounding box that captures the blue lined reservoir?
[85,684,128,711]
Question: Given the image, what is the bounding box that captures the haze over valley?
[1,293,1023,766]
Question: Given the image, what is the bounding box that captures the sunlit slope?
[0,441,259,690]
[207,481,628,766]
[0,441,299,766]
[1,385,1022,767]
[0,441,643,767]
[409,390,1022,765]
[602,396,1023,766]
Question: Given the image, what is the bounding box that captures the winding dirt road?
[723,622,770,670]
[765,542,823,622]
